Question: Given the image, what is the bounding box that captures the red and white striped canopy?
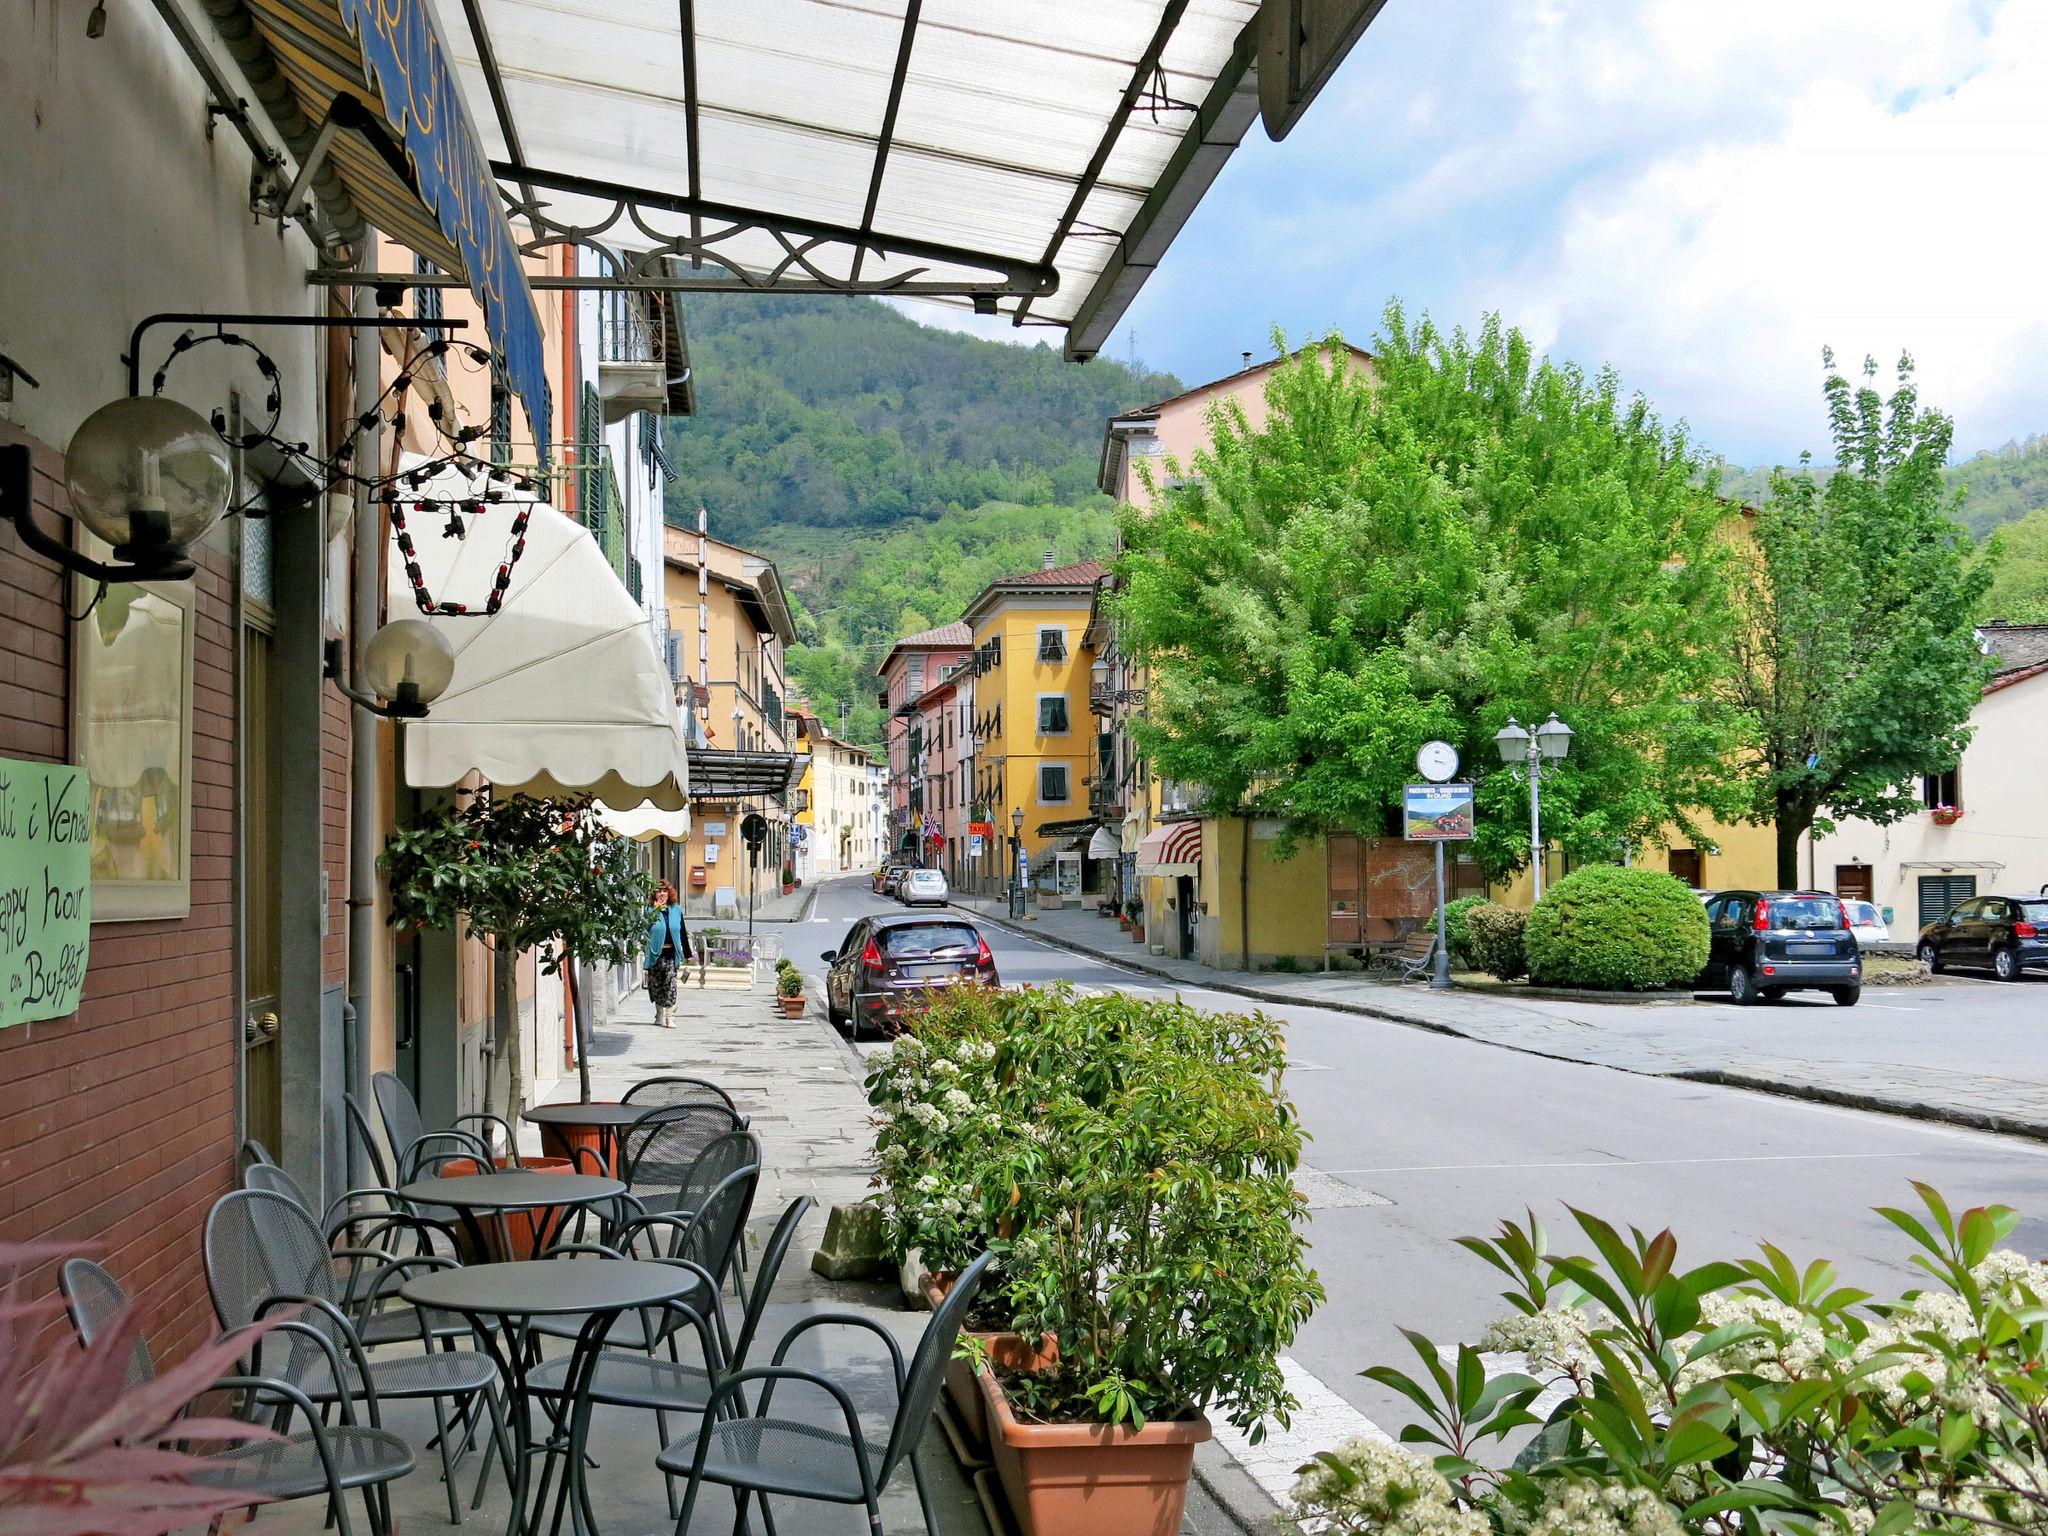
[1135,819,1202,876]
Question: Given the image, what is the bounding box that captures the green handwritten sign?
[0,756,93,1028]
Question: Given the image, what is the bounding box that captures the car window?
[877,923,981,957]
[1950,899,1982,921]
[839,920,867,958]
[2017,900,2048,925]
[1845,901,1881,925]
[1709,897,1742,930]
[1767,897,1844,930]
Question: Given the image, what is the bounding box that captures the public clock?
[1416,740,1459,783]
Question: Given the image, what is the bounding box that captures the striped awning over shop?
[1136,819,1201,875]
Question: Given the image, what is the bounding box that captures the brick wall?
[0,418,236,1365]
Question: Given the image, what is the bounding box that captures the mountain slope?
[1714,435,2048,536]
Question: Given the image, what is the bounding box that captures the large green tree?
[1977,507,2048,623]
[1730,352,1991,885]
[1113,311,1747,875]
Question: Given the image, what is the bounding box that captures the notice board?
[0,756,93,1027]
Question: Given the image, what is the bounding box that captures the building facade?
[876,622,970,863]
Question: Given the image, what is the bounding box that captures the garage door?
[1917,874,1977,929]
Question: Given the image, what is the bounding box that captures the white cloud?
[1481,1,2048,458]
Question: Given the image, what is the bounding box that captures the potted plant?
[1931,803,1963,826]
[774,963,807,1017]
[781,860,796,894]
[1125,898,1146,943]
[978,989,1322,1536]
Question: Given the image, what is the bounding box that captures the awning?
[210,0,550,446]
[1087,826,1122,860]
[596,802,692,842]
[1035,817,1100,838]
[393,1,1386,358]
[1136,819,1201,875]
[388,457,688,809]
[1121,811,1145,854]
[687,750,803,801]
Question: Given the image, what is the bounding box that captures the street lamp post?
[1494,713,1573,901]
[1009,806,1026,919]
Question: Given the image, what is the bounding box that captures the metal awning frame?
[687,749,804,801]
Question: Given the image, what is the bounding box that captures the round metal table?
[521,1101,651,1176]
[396,1171,626,1263]
[402,1260,705,1536]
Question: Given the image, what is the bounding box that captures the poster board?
[1403,783,1475,842]
[1,757,93,1028]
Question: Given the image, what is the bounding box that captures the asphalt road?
[791,876,2048,1442]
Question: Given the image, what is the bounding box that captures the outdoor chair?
[60,1257,415,1536]
[657,1249,999,1536]
[239,1137,277,1170]
[240,1160,473,1352]
[622,1121,760,1303]
[526,1180,796,1524]
[371,1070,520,1181]
[346,1090,396,1186]
[623,1074,743,1115]
[205,1187,513,1525]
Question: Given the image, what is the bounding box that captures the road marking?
[1324,1150,1929,1175]
[1210,1356,1390,1510]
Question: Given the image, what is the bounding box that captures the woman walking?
[643,881,688,1027]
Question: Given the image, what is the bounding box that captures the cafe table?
[395,1169,626,1263]
[402,1258,705,1536]
[521,1101,653,1177]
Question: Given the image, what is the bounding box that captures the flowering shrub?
[1292,1185,2048,1535]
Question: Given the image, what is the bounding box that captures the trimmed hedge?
[1523,865,1709,991]
[1464,903,1528,980]
[1430,895,1489,967]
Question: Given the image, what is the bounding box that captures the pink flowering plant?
[0,1244,288,1536]
[1294,1185,2048,1535]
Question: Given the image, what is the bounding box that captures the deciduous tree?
[1730,352,1990,885]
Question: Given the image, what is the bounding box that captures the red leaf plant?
[0,1242,291,1536]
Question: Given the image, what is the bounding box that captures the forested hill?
[1714,434,2048,536]
[658,293,1181,543]
[659,293,1184,745]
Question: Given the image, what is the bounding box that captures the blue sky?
[913,0,2048,467]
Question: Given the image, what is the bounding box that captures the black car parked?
[1917,894,2048,982]
[823,913,998,1038]
[1700,890,1863,1006]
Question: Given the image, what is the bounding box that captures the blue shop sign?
[338,0,551,455]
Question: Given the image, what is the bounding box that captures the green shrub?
[1523,865,1708,991]
[1463,903,1528,980]
[1429,895,1488,966]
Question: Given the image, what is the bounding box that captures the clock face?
[1416,741,1459,783]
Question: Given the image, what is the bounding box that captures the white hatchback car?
[1843,898,1891,947]
[899,867,950,907]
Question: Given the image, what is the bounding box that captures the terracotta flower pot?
[536,1107,618,1175]
[777,993,807,1017]
[1118,917,1131,931]
[923,1279,1058,1454]
[439,1155,574,1261]
[1129,925,1146,943]
[980,1371,1209,1536]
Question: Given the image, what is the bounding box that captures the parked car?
[823,914,998,1037]
[1700,890,1863,1006]
[1842,899,1891,947]
[898,868,950,907]
[1916,894,2048,982]
[876,864,907,897]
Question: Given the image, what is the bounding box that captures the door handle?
[243,1011,279,1044]
[395,963,417,1050]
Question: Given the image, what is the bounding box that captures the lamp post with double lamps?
[1494,713,1573,901]
[1009,806,1026,919]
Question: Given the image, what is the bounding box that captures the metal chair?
[622,1119,759,1304]
[239,1137,277,1170]
[623,1074,741,1114]
[371,1070,518,1181]
[205,1187,513,1525]
[346,1090,395,1187]
[658,1249,999,1536]
[59,1257,414,1536]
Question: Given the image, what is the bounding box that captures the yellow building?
[965,555,1106,906]
[662,520,802,915]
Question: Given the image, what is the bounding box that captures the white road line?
[1325,1150,1930,1175]
[1210,1356,1390,1511]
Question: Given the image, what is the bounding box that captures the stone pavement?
[957,895,2048,1143]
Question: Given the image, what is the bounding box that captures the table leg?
[454,1311,534,1536]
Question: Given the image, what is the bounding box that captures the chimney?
[1043,549,1057,570]
[1241,351,1252,370]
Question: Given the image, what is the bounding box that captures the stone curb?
[1191,1439,1286,1533]
[966,902,2048,1142]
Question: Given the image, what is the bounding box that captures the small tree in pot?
[381,789,652,1115]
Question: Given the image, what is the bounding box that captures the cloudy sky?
[915,0,2048,467]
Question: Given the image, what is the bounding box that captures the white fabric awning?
[596,802,693,842]
[388,458,689,811]
[1136,818,1201,875]
[1087,826,1122,860]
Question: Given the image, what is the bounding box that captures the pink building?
[876,622,970,859]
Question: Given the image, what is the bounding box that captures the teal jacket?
[643,906,688,968]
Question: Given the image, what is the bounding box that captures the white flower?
[1973,1249,2045,1300]
[1524,1481,1682,1536]
[1479,1308,1597,1380]
[942,1088,974,1116]
[1289,1437,1485,1536]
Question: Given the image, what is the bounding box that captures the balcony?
[596,290,691,422]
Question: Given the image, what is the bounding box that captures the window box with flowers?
[1930,804,1963,826]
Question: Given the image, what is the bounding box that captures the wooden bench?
[1360,928,1436,981]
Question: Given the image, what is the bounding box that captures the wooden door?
[1834,865,1873,902]
[240,619,283,1153]
[1668,848,1703,888]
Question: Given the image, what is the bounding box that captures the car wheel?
[1831,985,1861,1007]
[1727,967,1757,1005]
[1917,940,1944,973]
[1994,945,2020,982]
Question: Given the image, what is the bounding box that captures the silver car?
[899,868,950,907]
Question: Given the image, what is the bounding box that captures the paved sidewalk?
[957,895,2048,1142]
